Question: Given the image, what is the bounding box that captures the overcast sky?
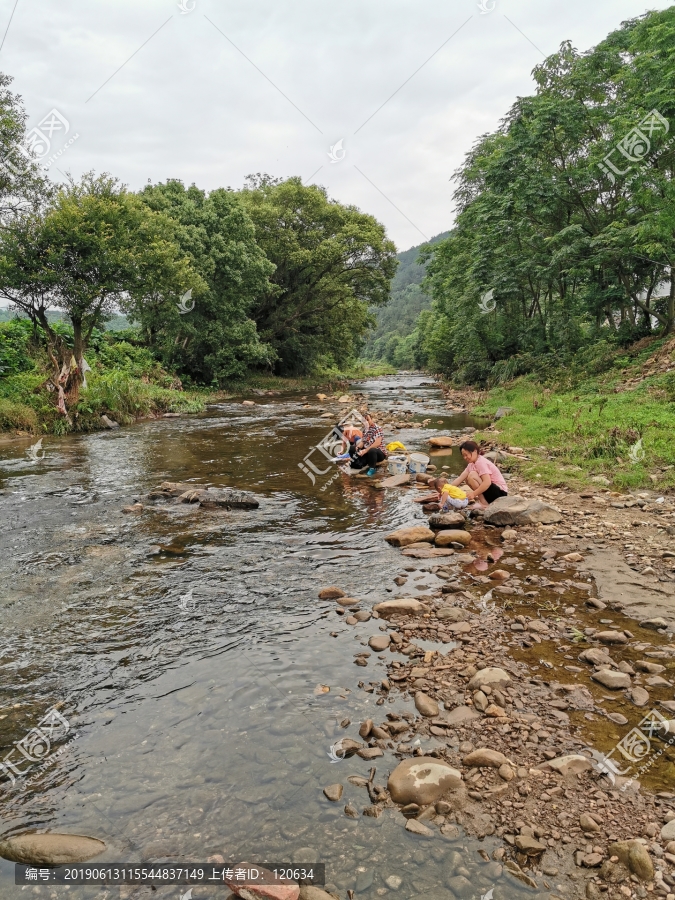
[1,0,672,254]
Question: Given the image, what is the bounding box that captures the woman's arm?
[452,467,469,486]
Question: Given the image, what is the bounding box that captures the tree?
[239,177,398,375]
[0,71,52,222]
[139,180,275,384]
[0,173,200,415]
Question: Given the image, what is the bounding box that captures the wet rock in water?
[488,569,510,581]
[428,512,466,530]
[609,840,654,881]
[385,527,436,547]
[501,527,517,541]
[336,597,360,607]
[388,757,462,805]
[368,634,390,651]
[352,610,371,622]
[319,587,345,600]
[344,803,359,818]
[299,888,338,900]
[0,833,106,864]
[227,865,299,900]
[436,606,472,622]
[483,495,562,525]
[323,784,343,802]
[405,819,434,837]
[579,648,615,666]
[595,630,629,644]
[466,667,511,691]
[123,503,143,514]
[334,738,362,758]
[435,530,471,547]
[607,712,628,725]
[640,617,669,630]
[373,598,423,617]
[359,720,373,738]
[384,875,402,890]
[629,687,650,707]
[414,692,439,717]
[635,660,666,674]
[100,415,119,429]
[462,748,509,768]
[428,436,455,448]
[539,754,593,776]
[179,486,260,510]
[357,747,383,760]
[591,669,631,690]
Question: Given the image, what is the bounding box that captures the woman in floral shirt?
[350,412,387,475]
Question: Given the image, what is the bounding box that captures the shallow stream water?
[0,375,541,900]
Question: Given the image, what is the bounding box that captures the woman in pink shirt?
[451,440,508,508]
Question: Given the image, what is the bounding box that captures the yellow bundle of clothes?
[386,441,407,453]
[440,482,468,509]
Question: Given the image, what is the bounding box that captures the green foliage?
[239,176,398,375]
[417,7,675,386]
[138,180,274,386]
[0,319,37,375]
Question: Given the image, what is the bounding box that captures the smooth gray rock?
[483,495,562,526]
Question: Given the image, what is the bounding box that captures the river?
[0,375,536,900]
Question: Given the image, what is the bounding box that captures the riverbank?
[436,335,675,495]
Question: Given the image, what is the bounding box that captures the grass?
[468,362,675,492]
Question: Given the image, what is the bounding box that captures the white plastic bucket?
[409,452,430,474]
[387,455,408,475]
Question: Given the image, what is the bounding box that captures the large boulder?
[148,482,259,510]
[388,757,462,805]
[467,667,511,691]
[428,436,455,448]
[373,598,424,617]
[609,841,654,881]
[385,527,435,547]
[435,530,472,547]
[428,512,466,530]
[482,495,562,526]
[0,833,106,865]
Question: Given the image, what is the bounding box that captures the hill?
[362,231,449,367]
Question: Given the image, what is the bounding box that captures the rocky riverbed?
[1,374,674,900]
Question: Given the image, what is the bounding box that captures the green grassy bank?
[466,337,675,493]
[0,319,395,435]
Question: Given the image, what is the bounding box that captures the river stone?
[388,757,463,805]
[641,617,669,630]
[0,833,106,865]
[661,820,675,841]
[385,527,436,547]
[515,834,546,855]
[580,813,601,833]
[635,661,666,674]
[435,530,472,547]
[357,747,384,760]
[444,706,480,726]
[579,648,615,666]
[336,596,360,607]
[415,692,439,717]
[609,840,654,881]
[319,587,345,599]
[323,784,343,802]
[405,819,433,837]
[463,748,509,768]
[369,634,391,651]
[299,889,338,900]
[591,669,631,690]
[541,754,593,776]
[447,621,471,634]
[482,495,562,526]
[629,687,650,707]
[428,512,466,530]
[428,436,455,448]
[595,630,629,644]
[352,610,371,622]
[467,667,511,691]
[373,598,423,617]
[436,607,472,622]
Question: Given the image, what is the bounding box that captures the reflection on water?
[0,376,536,898]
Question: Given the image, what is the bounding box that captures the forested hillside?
[415,7,675,386]
[361,231,449,368]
